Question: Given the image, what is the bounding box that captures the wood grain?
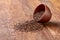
[0,0,60,40]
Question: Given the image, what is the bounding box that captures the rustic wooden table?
[0,0,60,40]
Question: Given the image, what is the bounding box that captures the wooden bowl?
[33,4,52,23]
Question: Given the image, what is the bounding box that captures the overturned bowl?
[33,4,52,23]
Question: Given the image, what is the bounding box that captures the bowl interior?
[33,4,45,21]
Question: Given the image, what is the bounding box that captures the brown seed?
[33,11,44,21]
[14,20,43,32]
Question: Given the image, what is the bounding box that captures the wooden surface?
[0,0,60,40]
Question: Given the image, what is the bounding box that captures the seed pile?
[14,11,44,32]
[14,20,43,32]
[33,11,44,21]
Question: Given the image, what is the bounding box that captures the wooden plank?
[0,0,60,40]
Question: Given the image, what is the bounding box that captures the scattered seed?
[14,20,44,32]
